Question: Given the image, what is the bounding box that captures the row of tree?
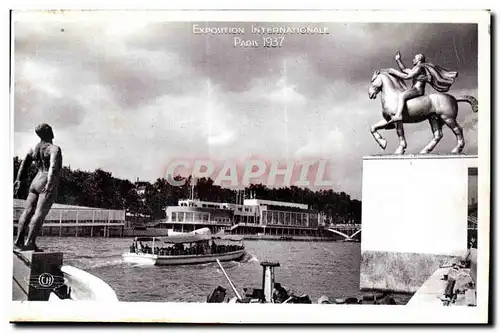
[13,157,361,223]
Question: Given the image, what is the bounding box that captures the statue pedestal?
[12,251,64,301]
[360,154,478,293]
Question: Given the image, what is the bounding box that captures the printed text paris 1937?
[192,24,330,48]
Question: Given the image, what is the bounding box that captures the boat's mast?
[261,262,280,303]
[191,176,195,200]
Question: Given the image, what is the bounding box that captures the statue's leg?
[394,122,407,155]
[24,191,56,251]
[392,95,406,123]
[370,119,390,149]
[442,116,465,154]
[389,88,421,124]
[14,192,38,249]
[420,116,444,154]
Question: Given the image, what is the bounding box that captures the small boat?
[342,238,360,243]
[122,234,246,266]
[206,259,397,305]
[207,260,312,304]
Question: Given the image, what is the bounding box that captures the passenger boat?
[122,234,246,266]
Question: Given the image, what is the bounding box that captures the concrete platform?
[407,267,476,306]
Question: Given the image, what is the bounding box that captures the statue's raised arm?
[394,51,411,74]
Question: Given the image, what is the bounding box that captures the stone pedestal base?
[360,155,478,293]
[12,251,64,301]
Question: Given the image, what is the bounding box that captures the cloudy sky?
[13,14,478,199]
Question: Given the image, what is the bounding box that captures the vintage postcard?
[8,9,490,324]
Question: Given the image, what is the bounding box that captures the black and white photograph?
[8,9,490,323]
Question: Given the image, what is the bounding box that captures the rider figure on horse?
[387,51,458,124]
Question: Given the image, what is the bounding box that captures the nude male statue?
[387,51,458,124]
[14,124,62,252]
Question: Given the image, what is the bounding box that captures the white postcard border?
[5,9,491,324]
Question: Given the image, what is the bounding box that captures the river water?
[37,237,410,303]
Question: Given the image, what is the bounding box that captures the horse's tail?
[456,95,478,113]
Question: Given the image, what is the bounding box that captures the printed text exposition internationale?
[192,24,330,35]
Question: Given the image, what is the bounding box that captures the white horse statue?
[368,69,478,155]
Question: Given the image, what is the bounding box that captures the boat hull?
[54,265,119,301]
[122,250,245,266]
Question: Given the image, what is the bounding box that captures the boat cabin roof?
[133,234,244,244]
[212,235,244,242]
[164,234,211,244]
[134,237,157,242]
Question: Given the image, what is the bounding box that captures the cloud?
[295,127,345,159]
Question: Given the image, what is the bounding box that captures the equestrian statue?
[368,51,478,155]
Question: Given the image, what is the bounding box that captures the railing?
[13,207,125,226]
[13,221,125,227]
[161,219,233,226]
